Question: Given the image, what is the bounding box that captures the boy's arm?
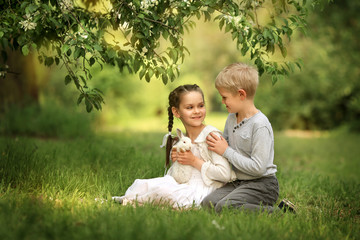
[201,131,233,185]
[223,126,273,177]
[206,132,228,155]
[206,116,230,155]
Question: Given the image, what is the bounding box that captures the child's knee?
[200,195,213,209]
[213,199,231,212]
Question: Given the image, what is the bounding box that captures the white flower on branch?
[244,26,249,35]
[80,34,88,39]
[19,19,37,31]
[140,47,148,57]
[59,0,74,12]
[140,0,159,11]
[183,0,191,7]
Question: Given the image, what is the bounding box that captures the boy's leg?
[201,182,236,210]
[215,176,279,213]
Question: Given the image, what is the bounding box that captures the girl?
[112,84,235,209]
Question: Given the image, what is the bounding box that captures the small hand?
[171,148,178,163]
[206,132,228,155]
[176,150,195,166]
[176,150,204,171]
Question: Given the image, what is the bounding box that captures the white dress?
[120,126,235,209]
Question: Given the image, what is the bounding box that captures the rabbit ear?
[176,128,183,138]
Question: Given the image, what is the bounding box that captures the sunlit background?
[0,3,359,239]
[1,0,359,137]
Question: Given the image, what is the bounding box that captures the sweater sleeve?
[223,126,272,177]
[200,132,233,186]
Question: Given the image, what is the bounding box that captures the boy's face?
[217,87,242,113]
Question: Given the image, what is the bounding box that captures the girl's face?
[173,91,206,128]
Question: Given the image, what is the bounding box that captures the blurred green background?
[1,0,359,138]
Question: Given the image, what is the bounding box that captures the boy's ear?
[238,89,247,99]
[172,107,180,118]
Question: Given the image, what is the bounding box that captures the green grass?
[0,130,359,240]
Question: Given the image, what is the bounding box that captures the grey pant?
[201,176,279,213]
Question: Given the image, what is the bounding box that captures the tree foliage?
[0,0,330,112]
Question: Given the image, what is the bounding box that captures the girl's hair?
[215,62,259,98]
[165,84,204,167]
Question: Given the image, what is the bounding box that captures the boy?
[202,63,294,213]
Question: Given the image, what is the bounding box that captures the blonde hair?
[215,63,259,98]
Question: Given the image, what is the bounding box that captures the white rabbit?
[169,129,193,184]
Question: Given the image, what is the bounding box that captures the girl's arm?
[174,150,204,170]
[200,148,232,185]
[176,147,232,185]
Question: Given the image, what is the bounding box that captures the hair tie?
[160,132,172,148]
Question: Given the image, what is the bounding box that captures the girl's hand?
[206,132,228,156]
[173,149,204,171]
[170,148,178,163]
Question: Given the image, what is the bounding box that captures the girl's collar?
[193,125,222,143]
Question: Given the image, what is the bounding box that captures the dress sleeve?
[200,132,233,186]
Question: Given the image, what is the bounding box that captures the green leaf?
[66,48,72,56]
[45,57,54,66]
[49,17,61,28]
[61,44,70,54]
[93,88,104,95]
[134,58,140,72]
[89,57,95,66]
[139,68,146,80]
[241,45,249,56]
[271,74,278,85]
[77,94,84,105]
[162,30,169,40]
[74,47,81,59]
[148,68,154,78]
[145,72,150,82]
[25,4,38,14]
[225,24,232,33]
[65,75,72,85]
[107,49,117,59]
[219,18,225,30]
[93,44,103,51]
[279,45,287,58]
[135,33,144,39]
[22,45,29,56]
[203,11,211,22]
[169,49,178,63]
[85,98,93,112]
[162,74,168,84]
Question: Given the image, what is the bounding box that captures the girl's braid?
[165,92,176,167]
[165,84,204,167]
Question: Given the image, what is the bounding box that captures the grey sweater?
[222,111,277,180]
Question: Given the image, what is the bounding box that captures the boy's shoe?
[112,196,124,204]
[278,198,296,213]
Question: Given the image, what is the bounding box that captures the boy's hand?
[206,132,228,156]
